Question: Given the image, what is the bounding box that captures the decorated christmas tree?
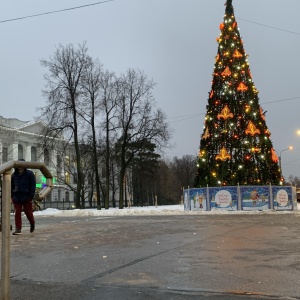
[194,0,282,187]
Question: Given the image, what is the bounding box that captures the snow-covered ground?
[33,203,300,217]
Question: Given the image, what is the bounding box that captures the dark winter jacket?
[11,168,36,203]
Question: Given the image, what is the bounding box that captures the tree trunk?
[105,121,110,209]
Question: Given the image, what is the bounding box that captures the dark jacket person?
[11,159,36,235]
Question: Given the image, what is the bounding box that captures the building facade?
[0,116,75,208]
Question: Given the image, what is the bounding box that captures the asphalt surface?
[2,212,300,299]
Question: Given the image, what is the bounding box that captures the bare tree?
[155,159,178,205]
[40,42,90,208]
[169,155,197,201]
[171,155,197,189]
[109,141,120,207]
[81,65,120,209]
[80,58,104,209]
[286,175,300,187]
[99,71,119,209]
[115,69,171,209]
[39,44,172,210]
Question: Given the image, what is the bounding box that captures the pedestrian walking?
[11,159,36,235]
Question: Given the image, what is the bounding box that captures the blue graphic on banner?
[190,188,207,211]
[272,186,293,210]
[241,186,270,210]
[209,186,238,210]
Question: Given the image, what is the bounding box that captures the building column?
[12,143,18,161]
[26,145,31,161]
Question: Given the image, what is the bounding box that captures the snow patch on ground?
[33,204,300,217]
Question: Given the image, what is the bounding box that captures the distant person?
[11,159,36,235]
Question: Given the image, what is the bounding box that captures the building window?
[31,146,37,161]
[65,191,70,202]
[65,155,70,167]
[57,155,62,174]
[2,147,8,162]
[44,149,50,166]
[65,172,70,184]
[18,144,24,160]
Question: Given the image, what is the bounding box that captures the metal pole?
[279,147,292,175]
[279,155,282,171]
[1,170,11,300]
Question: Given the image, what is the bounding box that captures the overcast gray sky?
[1,0,300,179]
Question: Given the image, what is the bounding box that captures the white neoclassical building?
[0,116,75,208]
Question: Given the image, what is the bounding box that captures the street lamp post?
[278,146,293,173]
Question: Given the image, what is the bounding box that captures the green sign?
[40,176,56,184]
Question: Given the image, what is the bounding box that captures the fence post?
[269,183,273,209]
[206,184,210,211]
[237,184,242,210]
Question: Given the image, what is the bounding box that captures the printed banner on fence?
[190,188,207,211]
[240,186,270,210]
[272,186,293,210]
[183,185,296,212]
[209,186,238,211]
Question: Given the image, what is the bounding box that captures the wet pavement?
[2,213,300,299]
